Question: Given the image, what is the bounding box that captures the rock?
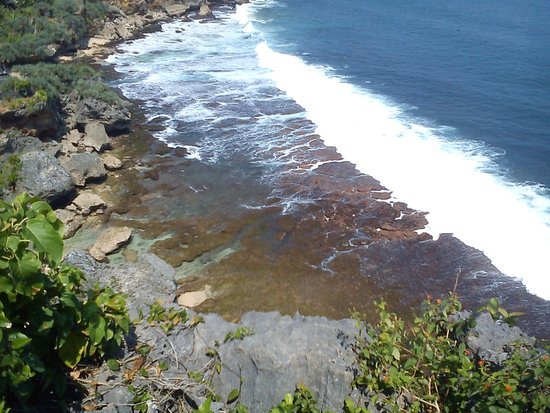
[102,153,123,170]
[0,100,62,138]
[59,139,78,155]
[89,226,132,262]
[177,286,211,307]
[65,250,177,316]
[467,312,536,364]
[100,386,133,413]
[83,122,111,152]
[136,312,357,413]
[164,4,189,17]
[72,192,107,215]
[76,98,131,134]
[3,135,44,154]
[61,152,107,186]
[55,208,85,239]
[198,3,214,18]
[64,129,83,145]
[16,151,74,203]
[236,0,250,4]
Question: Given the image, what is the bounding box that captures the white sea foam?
[251,33,550,300]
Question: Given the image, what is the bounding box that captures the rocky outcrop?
[60,152,107,186]
[75,98,131,134]
[16,151,74,203]
[0,102,62,138]
[89,226,133,262]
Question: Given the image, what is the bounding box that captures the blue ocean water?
[252,0,550,186]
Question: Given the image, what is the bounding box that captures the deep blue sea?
[107,0,550,307]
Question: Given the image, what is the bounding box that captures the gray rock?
[83,122,111,152]
[467,312,536,364]
[3,135,44,154]
[76,98,131,134]
[61,152,107,186]
[135,311,356,413]
[16,151,74,203]
[100,386,133,413]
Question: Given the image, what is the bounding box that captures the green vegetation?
[1,62,124,105]
[269,385,322,413]
[352,294,549,413]
[0,193,130,410]
[224,326,254,343]
[0,0,107,65]
[0,154,21,191]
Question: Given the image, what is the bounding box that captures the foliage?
[0,62,126,113]
[0,193,130,409]
[270,384,323,413]
[224,326,254,343]
[353,294,549,413]
[0,154,21,191]
[140,300,190,333]
[0,0,107,65]
[480,297,524,326]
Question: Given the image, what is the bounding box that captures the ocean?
[106,0,550,334]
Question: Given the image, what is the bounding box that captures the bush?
[0,0,107,64]
[0,154,21,191]
[352,294,549,413]
[0,193,130,409]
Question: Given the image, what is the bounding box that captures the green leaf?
[58,331,87,368]
[9,332,31,349]
[0,275,14,295]
[106,359,120,371]
[137,344,151,356]
[198,397,212,413]
[227,388,240,404]
[22,215,63,265]
[392,347,400,361]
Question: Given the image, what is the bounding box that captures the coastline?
[58,1,550,338]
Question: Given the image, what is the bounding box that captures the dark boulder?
[75,97,131,134]
[15,151,74,203]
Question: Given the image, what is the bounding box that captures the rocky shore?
[1,1,548,411]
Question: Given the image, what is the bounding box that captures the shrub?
[353,294,549,413]
[0,193,130,409]
[0,0,107,64]
[0,154,21,191]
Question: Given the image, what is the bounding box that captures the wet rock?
[76,98,131,134]
[83,122,111,152]
[102,153,123,170]
[72,192,107,215]
[61,152,107,186]
[89,226,132,262]
[16,151,74,203]
[177,286,211,308]
[198,3,214,18]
